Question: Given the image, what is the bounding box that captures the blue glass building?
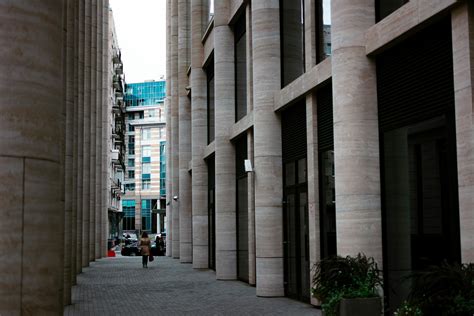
[124,81,166,107]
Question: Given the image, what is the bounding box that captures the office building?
[122,80,167,235]
[166,0,474,313]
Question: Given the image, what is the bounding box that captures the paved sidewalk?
[64,255,320,316]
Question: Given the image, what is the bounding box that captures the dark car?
[121,241,140,256]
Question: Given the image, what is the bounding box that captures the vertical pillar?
[64,0,77,305]
[252,0,284,296]
[452,2,474,263]
[71,0,80,286]
[191,0,209,269]
[102,0,110,258]
[178,0,193,263]
[305,0,320,306]
[171,0,180,259]
[95,0,104,260]
[82,0,92,267]
[89,0,98,262]
[76,0,85,274]
[166,0,173,257]
[214,0,237,280]
[331,0,382,264]
[0,1,64,313]
[246,4,256,286]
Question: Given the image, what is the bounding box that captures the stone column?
[89,0,98,262]
[246,3,256,286]
[214,0,237,280]
[166,0,173,257]
[191,0,209,269]
[306,94,320,305]
[71,0,80,286]
[452,2,474,263]
[171,0,180,259]
[252,0,284,296]
[305,0,320,306]
[178,0,193,263]
[101,0,110,258]
[331,0,382,264]
[95,0,104,260]
[0,1,64,313]
[76,0,85,274]
[64,0,77,305]
[82,0,92,268]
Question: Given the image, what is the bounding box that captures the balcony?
[111,149,119,161]
[115,64,123,75]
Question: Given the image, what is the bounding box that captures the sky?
[109,0,166,84]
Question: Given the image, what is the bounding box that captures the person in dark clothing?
[139,231,151,268]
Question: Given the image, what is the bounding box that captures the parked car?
[121,241,140,256]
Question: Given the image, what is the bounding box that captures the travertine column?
[214,0,237,280]
[89,0,98,262]
[305,0,320,306]
[0,1,64,313]
[171,0,180,259]
[64,0,77,305]
[101,0,110,258]
[178,0,193,263]
[191,0,209,269]
[252,0,284,296]
[82,0,92,267]
[166,0,173,257]
[95,0,104,260]
[71,0,80,285]
[332,0,382,264]
[452,2,474,263]
[76,0,85,274]
[246,4,256,286]
[306,94,320,306]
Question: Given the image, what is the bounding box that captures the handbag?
[149,254,154,262]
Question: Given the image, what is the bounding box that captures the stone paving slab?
[64,256,320,316]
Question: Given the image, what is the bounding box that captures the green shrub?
[405,262,474,315]
[311,253,383,316]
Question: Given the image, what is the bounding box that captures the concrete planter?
[338,297,381,316]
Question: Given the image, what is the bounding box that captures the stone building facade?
[0,1,124,313]
[166,0,474,313]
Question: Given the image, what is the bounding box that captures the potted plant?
[311,253,383,316]
[394,262,474,316]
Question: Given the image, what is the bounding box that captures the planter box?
[339,297,381,316]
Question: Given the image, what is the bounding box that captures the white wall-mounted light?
[244,159,253,173]
[173,195,179,201]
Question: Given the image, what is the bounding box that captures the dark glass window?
[281,0,305,87]
[128,170,135,179]
[376,0,409,22]
[207,156,216,270]
[317,83,336,258]
[207,60,215,144]
[234,12,247,122]
[128,124,135,132]
[316,0,332,62]
[235,136,248,282]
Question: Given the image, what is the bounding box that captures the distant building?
[122,80,167,234]
[107,9,126,242]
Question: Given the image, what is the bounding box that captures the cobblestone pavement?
[64,255,321,316]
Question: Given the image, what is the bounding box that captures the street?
[64,255,320,316]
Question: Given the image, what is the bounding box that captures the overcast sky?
[109,0,166,84]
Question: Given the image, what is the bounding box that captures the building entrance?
[377,19,461,314]
[282,103,309,302]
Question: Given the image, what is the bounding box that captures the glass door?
[283,158,310,302]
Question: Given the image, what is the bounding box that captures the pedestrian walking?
[139,231,151,268]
